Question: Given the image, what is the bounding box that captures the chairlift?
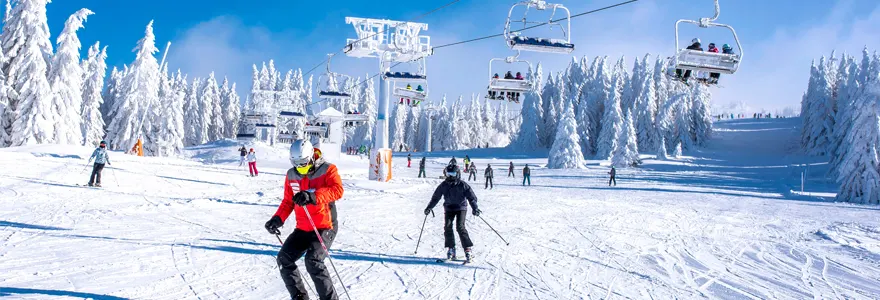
[672,0,742,75]
[504,0,574,54]
[318,54,353,100]
[344,112,369,127]
[487,52,532,103]
[385,57,428,107]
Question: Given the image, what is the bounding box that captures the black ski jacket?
[239,147,247,156]
[419,158,426,169]
[485,167,493,178]
[427,178,478,212]
[523,167,531,176]
[686,43,703,51]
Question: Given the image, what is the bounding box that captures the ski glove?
[424,208,432,216]
[265,216,283,235]
[293,191,317,206]
[473,208,481,217]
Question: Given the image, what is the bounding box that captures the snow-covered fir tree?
[656,135,668,160]
[635,55,658,152]
[353,75,376,147]
[48,8,92,146]
[153,67,184,156]
[835,58,880,204]
[183,78,201,146]
[691,84,713,146]
[611,109,640,168]
[107,21,160,152]
[81,42,106,146]
[595,68,625,160]
[2,0,55,146]
[101,66,122,125]
[203,72,222,141]
[514,65,544,151]
[547,101,585,169]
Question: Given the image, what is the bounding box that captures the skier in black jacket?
[425,164,480,262]
[484,165,494,189]
[676,38,704,82]
[418,157,427,178]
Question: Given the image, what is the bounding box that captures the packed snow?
[2,118,879,299]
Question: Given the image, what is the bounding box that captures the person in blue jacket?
[87,141,111,187]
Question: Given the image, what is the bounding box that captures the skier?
[504,71,514,79]
[467,162,477,181]
[449,156,457,166]
[608,166,617,186]
[508,162,515,178]
[484,164,494,189]
[407,153,412,168]
[418,157,427,178]
[676,38,703,82]
[264,139,344,300]
[238,145,247,166]
[463,155,471,172]
[522,165,531,186]
[247,148,259,177]
[424,164,480,263]
[707,43,721,84]
[87,140,111,187]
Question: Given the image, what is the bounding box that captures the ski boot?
[95,183,102,187]
[447,247,457,260]
[464,247,473,264]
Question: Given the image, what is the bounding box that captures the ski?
[436,258,467,263]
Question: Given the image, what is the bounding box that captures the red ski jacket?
[274,153,344,231]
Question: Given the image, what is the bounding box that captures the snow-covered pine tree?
[202,72,222,142]
[48,8,92,145]
[515,84,544,151]
[656,135,668,160]
[405,106,420,151]
[353,75,376,147]
[595,66,625,160]
[611,109,640,167]
[587,56,612,153]
[540,72,563,147]
[221,78,240,139]
[803,56,834,156]
[547,100,585,169]
[154,66,184,156]
[107,21,161,153]
[101,66,122,125]
[2,0,55,146]
[449,95,467,150]
[635,54,658,152]
[672,141,683,157]
[391,99,408,151]
[81,42,107,146]
[183,78,201,146]
[691,84,713,146]
[623,56,641,113]
[829,54,861,176]
[800,61,818,150]
[653,56,670,114]
[432,95,452,151]
[674,92,693,150]
[481,98,496,147]
[835,58,880,204]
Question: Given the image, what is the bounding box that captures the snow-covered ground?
[2,118,879,299]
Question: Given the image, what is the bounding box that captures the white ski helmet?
[691,38,701,44]
[289,139,314,168]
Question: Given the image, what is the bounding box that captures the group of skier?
[238,145,259,176]
[674,38,736,85]
[488,71,526,102]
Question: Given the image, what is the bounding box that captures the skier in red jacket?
[265,139,344,300]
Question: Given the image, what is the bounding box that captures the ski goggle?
[446,171,458,177]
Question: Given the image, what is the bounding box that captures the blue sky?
[46,0,880,112]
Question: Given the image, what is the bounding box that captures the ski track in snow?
[1,119,880,299]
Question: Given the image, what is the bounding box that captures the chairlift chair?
[486,53,532,103]
[318,54,354,101]
[504,0,574,54]
[385,57,429,107]
[672,0,742,75]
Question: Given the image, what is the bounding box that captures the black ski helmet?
[445,164,461,180]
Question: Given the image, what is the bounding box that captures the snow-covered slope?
[1,118,879,299]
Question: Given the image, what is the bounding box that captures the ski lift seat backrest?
[384,71,427,83]
[318,90,352,100]
[279,111,305,118]
[675,49,739,74]
[509,36,574,54]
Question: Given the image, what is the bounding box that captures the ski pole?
[302,205,353,300]
[275,233,318,299]
[478,215,510,246]
[80,162,91,174]
[414,210,434,254]
[110,166,120,187]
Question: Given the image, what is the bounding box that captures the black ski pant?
[485,177,493,189]
[444,210,473,249]
[468,172,476,181]
[709,73,720,83]
[88,163,105,185]
[508,169,514,178]
[277,228,338,300]
[418,169,426,178]
[609,176,616,186]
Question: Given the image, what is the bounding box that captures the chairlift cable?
[433,0,639,50]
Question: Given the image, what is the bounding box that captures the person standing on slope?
[424,164,480,262]
[467,162,477,181]
[418,157,427,178]
[238,145,247,166]
[463,155,471,172]
[265,139,344,300]
[508,161,515,178]
[407,153,412,168]
[484,165,494,189]
[87,140,111,187]
[247,148,259,177]
[608,166,617,186]
[522,165,531,186]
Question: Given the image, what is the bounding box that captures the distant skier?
[238,145,247,166]
[247,148,259,177]
[463,155,471,172]
[424,164,480,263]
[449,156,457,166]
[87,140,111,187]
[467,162,477,181]
[418,157,427,178]
[407,153,412,168]
[264,139,344,300]
[508,162,515,178]
[522,165,531,186]
[484,165,494,189]
[608,166,617,186]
